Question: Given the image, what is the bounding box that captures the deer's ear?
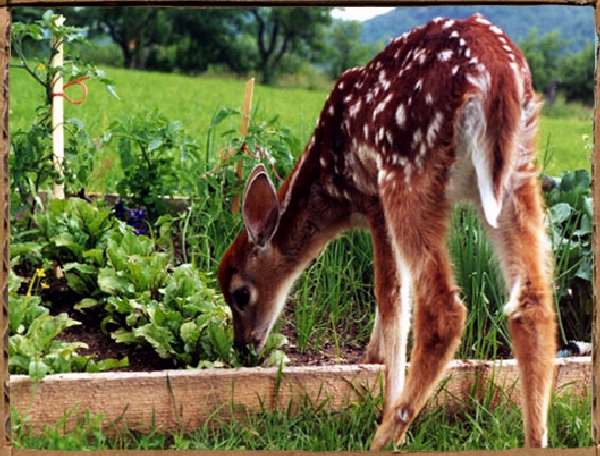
[242,164,280,247]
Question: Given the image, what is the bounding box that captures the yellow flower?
[36,63,45,72]
[41,282,50,289]
[35,268,46,278]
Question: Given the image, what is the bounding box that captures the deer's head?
[218,164,296,353]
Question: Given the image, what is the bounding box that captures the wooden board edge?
[9,357,591,436]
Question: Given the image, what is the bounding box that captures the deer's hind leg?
[371,172,467,450]
[483,174,556,448]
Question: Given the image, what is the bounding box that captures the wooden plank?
[10,357,590,435]
[0,6,9,450]
[593,0,600,446]
[2,0,596,6]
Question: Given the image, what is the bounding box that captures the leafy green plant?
[8,273,128,381]
[10,11,117,218]
[107,110,200,220]
[30,198,118,299]
[96,230,286,367]
[544,169,592,343]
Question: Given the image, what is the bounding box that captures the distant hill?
[361,6,594,53]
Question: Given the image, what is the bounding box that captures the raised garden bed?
[12,357,590,434]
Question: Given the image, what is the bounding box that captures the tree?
[164,9,253,74]
[325,20,380,80]
[65,7,173,69]
[248,7,332,84]
[519,29,566,94]
[559,45,594,105]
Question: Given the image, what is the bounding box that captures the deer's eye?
[232,286,251,310]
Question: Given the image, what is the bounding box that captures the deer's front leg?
[371,247,466,450]
[371,183,466,450]
[367,216,408,414]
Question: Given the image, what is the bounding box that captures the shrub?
[107,110,201,220]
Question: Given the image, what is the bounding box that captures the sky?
[331,7,395,22]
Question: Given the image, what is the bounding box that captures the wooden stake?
[51,15,65,200]
[231,77,255,214]
[0,7,10,449]
[592,0,600,445]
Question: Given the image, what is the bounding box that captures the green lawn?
[10,65,593,185]
[10,66,328,151]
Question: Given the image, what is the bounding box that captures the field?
[10,65,593,185]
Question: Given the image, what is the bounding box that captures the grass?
[12,389,592,451]
[10,65,327,153]
[539,101,593,175]
[10,64,593,185]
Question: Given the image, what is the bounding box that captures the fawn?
[218,14,556,450]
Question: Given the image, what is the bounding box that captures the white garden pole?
[51,15,65,200]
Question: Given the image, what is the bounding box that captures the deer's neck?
[272,142,354,268]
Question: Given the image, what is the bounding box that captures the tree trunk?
[260,65,273,85]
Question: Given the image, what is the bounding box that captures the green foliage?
[10,119,54,216]
[29,198,116,298]
[449,208,508,359]
[325,21,381,79]
[10,193,286,369]
[8,273,128,381]
[559,45,595,105]
[64,7,173,70]
[95,223,285,367]
[11,10,117,109]
[519,29,565,93]
[10,11,117,218]
[545,169,592,343]
[107,110,200,219]
[248,7,332,84]
[180,106,301,272]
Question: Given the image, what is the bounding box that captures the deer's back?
[308,14,534,213]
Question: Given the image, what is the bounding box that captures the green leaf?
[111,329,138,344]
[53,233,84,258]
[28,358,49,381]
[88,357,129,372]
[82,248,105,265]
[550,203,572,224]
[148,138,164,152]
[106,85,119,100]
[98,268,134,296]
[74,298,99,310]
[133,324,175,359]
[180,321,200,347]
[263,350,289,368]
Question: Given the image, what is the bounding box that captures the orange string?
[51,76,90,105]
